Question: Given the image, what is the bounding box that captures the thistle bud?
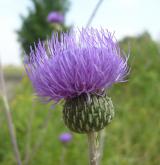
[63,94,114,133]
[25,28,128,133]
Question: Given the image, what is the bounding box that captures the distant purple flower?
[59,133,72,143]
[47,11,64,23]
[24,28,129,103]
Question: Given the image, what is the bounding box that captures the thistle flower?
[24,28,129,133]
[59,133,72,143]
[47,11,64,24]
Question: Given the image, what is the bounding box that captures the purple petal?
[24,28,129,103]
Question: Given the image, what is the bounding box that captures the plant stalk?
[60,146,67,165]
[97,129,106,165]
[0,59,22,165]
[87,132,99,165]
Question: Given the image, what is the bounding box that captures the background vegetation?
[0,32,160,165]
[17,0,70,53]
[1,0,160,164]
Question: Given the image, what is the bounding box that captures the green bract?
[63,94,114,133]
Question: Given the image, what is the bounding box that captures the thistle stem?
[87,132,99,165]
[0,58,22,165]
[97,129,106,165]
[60,146,67,165]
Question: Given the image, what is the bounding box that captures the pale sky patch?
[0,0,160,65]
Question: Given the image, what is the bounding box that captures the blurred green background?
[0,0,160,165]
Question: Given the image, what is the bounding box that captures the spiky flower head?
[47,11,64,24]
[25,28,129,133]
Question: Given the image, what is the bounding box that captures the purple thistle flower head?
[47,11,64,24]
[59,133,72,143]
[24,28,129,103]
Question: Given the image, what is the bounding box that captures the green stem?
[97,129,106,165]
[60,146,67,165]
[0,58,22,165]
[87,132,99,165]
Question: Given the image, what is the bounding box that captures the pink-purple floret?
[47,11,64,23]
[59,133,72,143]
[24,28,129,103]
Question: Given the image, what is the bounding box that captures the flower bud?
[63,94,114,133]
